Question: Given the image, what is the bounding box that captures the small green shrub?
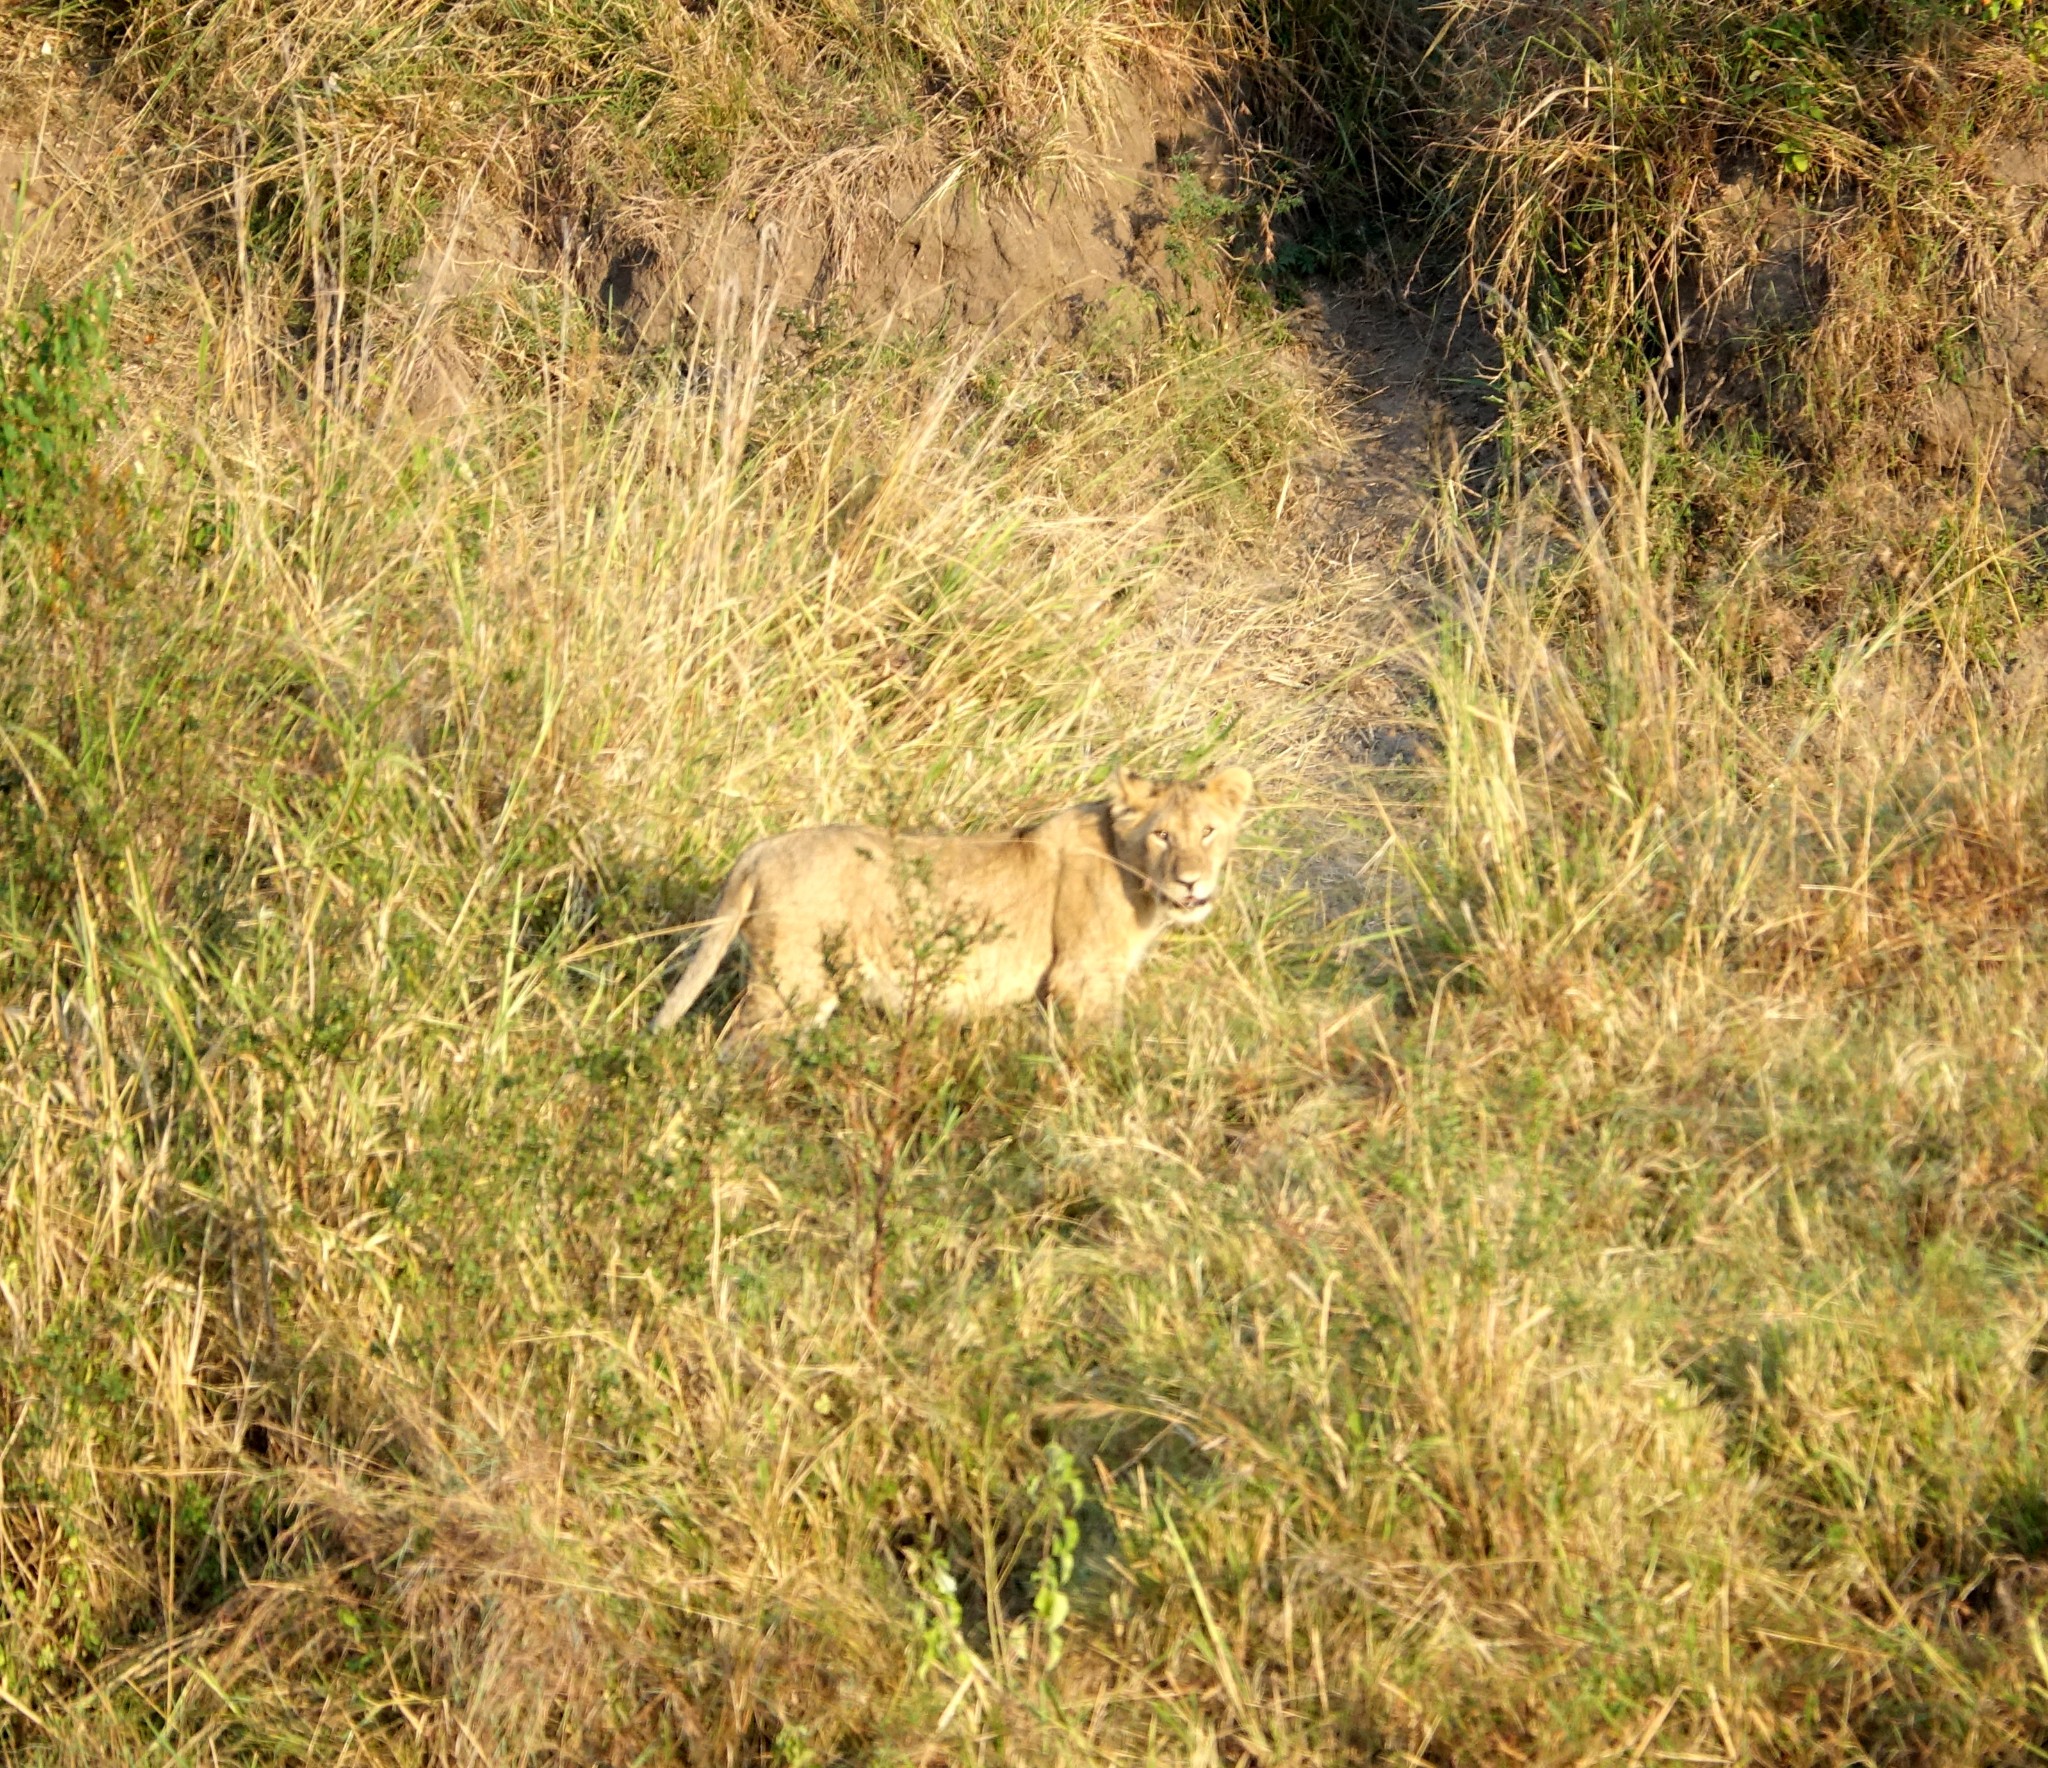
[0,280,116,548]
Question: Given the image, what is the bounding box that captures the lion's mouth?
[1161,888,1214,920]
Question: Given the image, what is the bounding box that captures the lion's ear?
[1203,766,1254,821]
[1109,767,1159,820]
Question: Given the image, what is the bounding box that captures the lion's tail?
[652,862,757,1033]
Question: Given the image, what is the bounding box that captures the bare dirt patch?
[587,79,1240,342]
[1284,283,1498,562]
[1186,283,1496,777]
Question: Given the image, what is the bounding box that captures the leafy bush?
[0,280,116,548]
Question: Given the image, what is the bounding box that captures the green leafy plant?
[0,279,116,548]
[1163,158,1241,280]
[1025,1443,1084,1673]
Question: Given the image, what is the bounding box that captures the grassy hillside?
[8,0,2048,1762]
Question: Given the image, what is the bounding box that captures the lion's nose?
[1178,876,1211,899]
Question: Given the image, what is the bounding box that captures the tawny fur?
[653,767,1254,1042]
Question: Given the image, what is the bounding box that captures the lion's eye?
[1201,827,1215,843]
[1146,831,1167,849]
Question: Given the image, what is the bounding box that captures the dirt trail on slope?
[1286,283,1498,570]
[1162,281,1497,797]
[1124,279,1495,924]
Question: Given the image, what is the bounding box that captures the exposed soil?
[586,79,1241,346]
[383,78,1247,417]
[1669,148,2048,501]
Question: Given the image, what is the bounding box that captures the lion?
[651,766,1255,1043]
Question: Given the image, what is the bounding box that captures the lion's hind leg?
[718,923,841,1052]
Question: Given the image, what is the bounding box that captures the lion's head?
[1108,766,1255,924]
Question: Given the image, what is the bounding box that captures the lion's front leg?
[1042,959,1123,1029]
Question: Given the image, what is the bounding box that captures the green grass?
[11,0,2048,1762]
